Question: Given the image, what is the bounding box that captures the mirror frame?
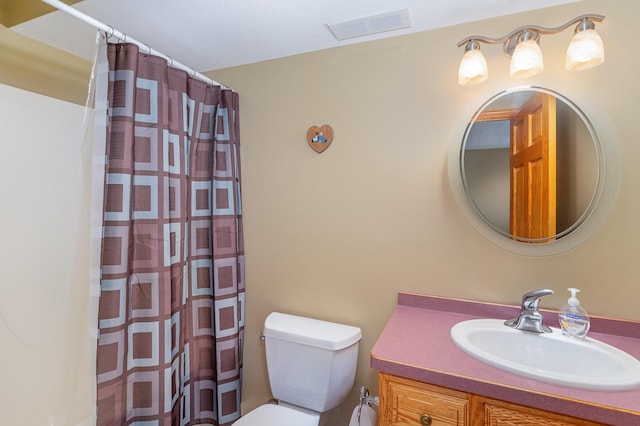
[448,84,620,256]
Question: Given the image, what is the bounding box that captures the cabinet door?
[379,373,469,426]
[476,396,606,426]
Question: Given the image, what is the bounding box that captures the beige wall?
[210,0,640,419]
[2,0,639,424]
[0,23,90,105]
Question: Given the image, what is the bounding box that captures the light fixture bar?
[457,14,604,56]
[456,14,605,86]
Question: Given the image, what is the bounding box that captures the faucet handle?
[505,288,554,333]
[522,288,554,311]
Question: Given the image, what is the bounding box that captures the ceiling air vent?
[328,8,411,41]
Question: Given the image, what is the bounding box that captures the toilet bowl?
[232,312,362,425]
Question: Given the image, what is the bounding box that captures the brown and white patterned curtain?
[95,43,244,426]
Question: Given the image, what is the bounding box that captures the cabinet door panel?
[479,397,605,426]
[379,373,469,426]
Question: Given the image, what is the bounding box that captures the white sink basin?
[450,319,640,391]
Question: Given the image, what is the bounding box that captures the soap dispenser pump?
[558,288,590,338]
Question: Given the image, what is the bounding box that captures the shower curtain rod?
[40,0,227,88]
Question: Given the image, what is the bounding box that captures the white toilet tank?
[262,312,362,413]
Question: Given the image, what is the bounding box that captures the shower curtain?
[94,42,245,426]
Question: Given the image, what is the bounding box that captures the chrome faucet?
[504,289,554,333]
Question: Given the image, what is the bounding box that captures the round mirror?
[461,87,602,243]
[449,85,619,255]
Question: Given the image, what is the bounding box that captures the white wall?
[0,84,93,426]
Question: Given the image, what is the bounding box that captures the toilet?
[233,312,362,425]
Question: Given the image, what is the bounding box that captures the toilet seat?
[232,403,319,426]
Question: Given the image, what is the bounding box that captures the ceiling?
[12,0,578,73]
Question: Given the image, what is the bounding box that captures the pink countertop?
[370,292,640,426]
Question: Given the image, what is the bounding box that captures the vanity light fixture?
[457,14,605,86]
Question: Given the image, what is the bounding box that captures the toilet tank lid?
[263,312,362,350]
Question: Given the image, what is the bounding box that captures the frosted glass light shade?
[566,29,605,71]
[458,49,488,86]
[510,39,543,78]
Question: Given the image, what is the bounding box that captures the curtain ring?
[143,43,152,54]
[190,68,197,79]
[167,56,174,67]
[105,25,115,39]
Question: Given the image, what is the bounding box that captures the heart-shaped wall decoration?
[306,125,334,153]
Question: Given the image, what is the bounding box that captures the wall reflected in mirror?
[461,88,601,243]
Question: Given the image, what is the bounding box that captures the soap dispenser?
[558,288,590,338]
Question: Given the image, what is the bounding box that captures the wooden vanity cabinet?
[378,373,604,426]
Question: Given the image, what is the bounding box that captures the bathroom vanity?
[371,293,640,425]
